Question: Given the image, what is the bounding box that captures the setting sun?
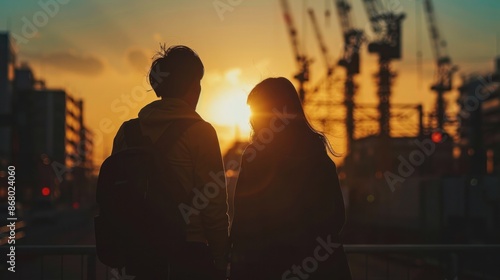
[208,90,252,137]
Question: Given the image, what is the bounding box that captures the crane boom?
[362,0,384,34]
[423,0,447,62]
[423,0,456,91]
[422,0,457,130]
[335,0,363,75]
[280,0,302,64]
[308,8,333,74]
[335,0,354,38]
[280,0,310,102]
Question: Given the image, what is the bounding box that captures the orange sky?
[2,0,499,165]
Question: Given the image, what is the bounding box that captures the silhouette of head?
[149,45,204,108]
[247,77,336,154]
[247,77,307,132]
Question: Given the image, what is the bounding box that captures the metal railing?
[344,245,500,280]
[1,244,499,279]
[1,245,98,280]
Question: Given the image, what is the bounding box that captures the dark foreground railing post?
[87,254,97,280]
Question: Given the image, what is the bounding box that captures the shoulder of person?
[111,121,129,155]
[185,119,218,138]
[182,120,222,154]
[239,142,275,167]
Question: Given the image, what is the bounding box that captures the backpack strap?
[123,118,149,147]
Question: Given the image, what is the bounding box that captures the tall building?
[0,33,94,204]
[11,64,93,203]
[457,58,500,175]
[481,82,500,174]
[0,33,16,163]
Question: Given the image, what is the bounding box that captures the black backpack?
[94,118,199,268]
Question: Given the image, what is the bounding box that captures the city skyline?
[1,0,499,163]
[1,2,500,278]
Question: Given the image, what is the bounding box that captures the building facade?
[0,33,16,164]
[0,38,93,204]
[457,58,500,175]
[13,65,93,203]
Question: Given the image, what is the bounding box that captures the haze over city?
[1,0,499,164]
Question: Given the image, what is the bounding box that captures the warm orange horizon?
[2,0,499,165]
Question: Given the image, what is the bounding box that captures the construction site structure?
[250,1,500,244]
[362,0,405,137]
[280,0,311,102]
[308,8,334,78]
[308,8,336,95]
[423,0,457,131]
[335,0,364,151]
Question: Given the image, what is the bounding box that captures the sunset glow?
[208,89,252,136]
[1,0,498,162]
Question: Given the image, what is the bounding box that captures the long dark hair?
[247,77,337,156]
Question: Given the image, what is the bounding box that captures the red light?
[41,187,51,196]
[431,131,443,143]
[72,202,80,209]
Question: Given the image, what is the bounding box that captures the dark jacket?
[230,127,351,280]
[112,98,229,271]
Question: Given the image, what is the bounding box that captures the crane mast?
[362,0,405,137]
[423,0,457,130]
[280,0,310,102]
[335,0,364,150]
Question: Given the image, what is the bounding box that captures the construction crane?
[334,0,364,150]
[361,0,405,137]
[308,8,335,81]
[423,0,457,130]
[308,8,337,96]
[280,0,311,102]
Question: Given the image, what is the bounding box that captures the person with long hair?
[230,77,351,280]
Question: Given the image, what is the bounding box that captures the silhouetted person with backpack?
[97,45,229,280]
[230,77,352,280]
